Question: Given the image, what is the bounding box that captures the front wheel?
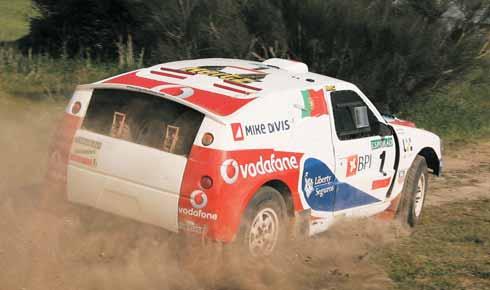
[238,186,287,257]
[397,155,429,227]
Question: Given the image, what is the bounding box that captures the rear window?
[82,89,204,156]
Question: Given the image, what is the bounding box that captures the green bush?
[13,0,488,111]
[0,45,122,99]
[401,53,490,142]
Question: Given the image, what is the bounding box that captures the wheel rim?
[248,208,279,256]
[414,174,426,217]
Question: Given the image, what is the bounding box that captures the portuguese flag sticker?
[301,89,328,118]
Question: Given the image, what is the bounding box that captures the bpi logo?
[346,155,358,177]
[346,154,372,177]
[231,123,245,141]
[190,190,208,209]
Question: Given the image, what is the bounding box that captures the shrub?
[15,0,488,111]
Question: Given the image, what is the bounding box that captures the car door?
[327,89,396,216]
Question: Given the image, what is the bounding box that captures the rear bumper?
[67,165,179,232]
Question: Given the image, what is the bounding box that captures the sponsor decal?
[178,207,218,221]
[300,157,381,211]
[402,137,413,153]
[190,190,208,209]
[220,153,299,185]
[231,123,245,141]
[371,137,394,150]
[346,155,358,177]
[301,89,328,118]
[73,149,96,155]
[221,159,240,184]
[179,190,218,221]
[301,158,337,211]
[70,154,97,167]
[70,136,101,167]
[346,154,372,177]
[231,120,291,141]
[159,86,195,99]
[179,221,207,234]
[372,177,392,190]
[105,71,257,117]
[74,136,102,149]
[182,67,264,84]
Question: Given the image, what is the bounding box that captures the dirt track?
[1,99,489,290]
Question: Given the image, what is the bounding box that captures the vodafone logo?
[190,190,208,209]
[220,159,240,184]
[231,123,244,141]
[179,190,218,221]
[153,85,195,99]
[220,154,299,185]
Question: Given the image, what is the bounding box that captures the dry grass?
[0,0,35,41]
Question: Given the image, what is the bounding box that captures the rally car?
[47,58,442,256]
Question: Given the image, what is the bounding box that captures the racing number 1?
[379,151,387,176]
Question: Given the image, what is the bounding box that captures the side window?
[83,89,204,156]
[330,90,378,140]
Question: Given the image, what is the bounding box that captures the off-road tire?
[237,186,287,257]
[396,155,429,227]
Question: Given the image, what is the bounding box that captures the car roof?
[87,58,355,119]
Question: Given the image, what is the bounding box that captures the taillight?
[200,176,213,189]
[202,132,214,146]
[71,101,82,114]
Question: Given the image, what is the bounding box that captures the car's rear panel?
[65,88,206,233]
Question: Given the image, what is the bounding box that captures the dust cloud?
[0,98,405,290]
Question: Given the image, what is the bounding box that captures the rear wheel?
[238,186,287,257]
[397,155,429,227]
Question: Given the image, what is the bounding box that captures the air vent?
[262,58,309,74]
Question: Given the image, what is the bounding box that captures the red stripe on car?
[389,119,416,128]
[150,70,187,79]
[104,71,170,88]
[70,154,95,167]
[224,80,262,91]
[213,84,250,95]
[372,177,392,190]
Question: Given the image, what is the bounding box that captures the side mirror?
[376,121,393,137]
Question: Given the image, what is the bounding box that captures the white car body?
[48,58,442,242]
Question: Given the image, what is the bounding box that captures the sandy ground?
[0,98,489,290]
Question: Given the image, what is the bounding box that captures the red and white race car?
[48,58,442,256]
